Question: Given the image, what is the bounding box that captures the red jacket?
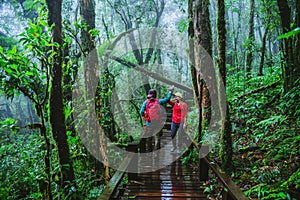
[169,101,188,123]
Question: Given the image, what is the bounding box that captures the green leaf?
[277,27,300,39]
[4,68,13,75]
[11,46,17,54]
[177,18,192,33]
[25,71,34,76]
[23,0,35,10]
[0,118,17,131]
[10,64,18,71]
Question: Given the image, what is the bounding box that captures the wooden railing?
[98,143,249,200]
[97,144,138,200]
[198,144,249,200]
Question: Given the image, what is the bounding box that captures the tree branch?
[237,80,281,99]
[107,55,193,93]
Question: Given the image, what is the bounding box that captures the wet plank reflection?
[118,132,208,199]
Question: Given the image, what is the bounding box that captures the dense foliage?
[228,68,299,199]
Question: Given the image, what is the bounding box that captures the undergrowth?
[229,77,300,199]
[183,72,300,199]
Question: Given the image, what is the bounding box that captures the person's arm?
[158,86,174,104]
[168,100,175,106]
[140,100,147,116]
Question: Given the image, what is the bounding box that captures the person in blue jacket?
[140,85,174,151]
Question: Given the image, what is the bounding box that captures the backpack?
[145,99,161,122]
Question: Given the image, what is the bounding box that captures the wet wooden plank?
[126,182,203,189]
[121,161,208,199]
[126,198,206,200]
[117,130,209,199]
[135,177,200,182]
[126,187,203,192]
[124,191,207,198]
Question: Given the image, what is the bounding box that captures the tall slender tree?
[79,0,110,182]
[256,0,278,77]
[188,0,212,142]
[45,0,76,195]
[245,0,255,76]
[217,0,233,174]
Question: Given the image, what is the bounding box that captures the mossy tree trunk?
[188,0,199,141]
[188,0,212,142]
[79,0,110,182]
[217,0,233,175]
[277,0,300,93]
[45,0,77,195]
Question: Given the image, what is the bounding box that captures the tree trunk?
[195,0,212,130]
[277,0,300,92]
[258,25,269,76]
[62,40,78,138]
[245,0,255,77]
[235,2,242,77]
[188,0,213,142]
[188,0,201,146]
[217,0,233,175]
[79,0,110,183]
[45,0,76,194]
[99,68,116,142]
[37,104,52,200]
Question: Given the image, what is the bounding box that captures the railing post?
[139,138,146,153]
[199,144,209,181]
[222,189,235,200]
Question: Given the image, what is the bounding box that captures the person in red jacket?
[169,92,188,152]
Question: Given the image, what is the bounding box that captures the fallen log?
[237,80,280,100]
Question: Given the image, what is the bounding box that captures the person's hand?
[170,85,174,92]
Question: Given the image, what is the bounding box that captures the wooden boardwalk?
[112,131,208,199]
[99,105,248,200]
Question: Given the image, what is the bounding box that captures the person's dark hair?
[148,89,157,98]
